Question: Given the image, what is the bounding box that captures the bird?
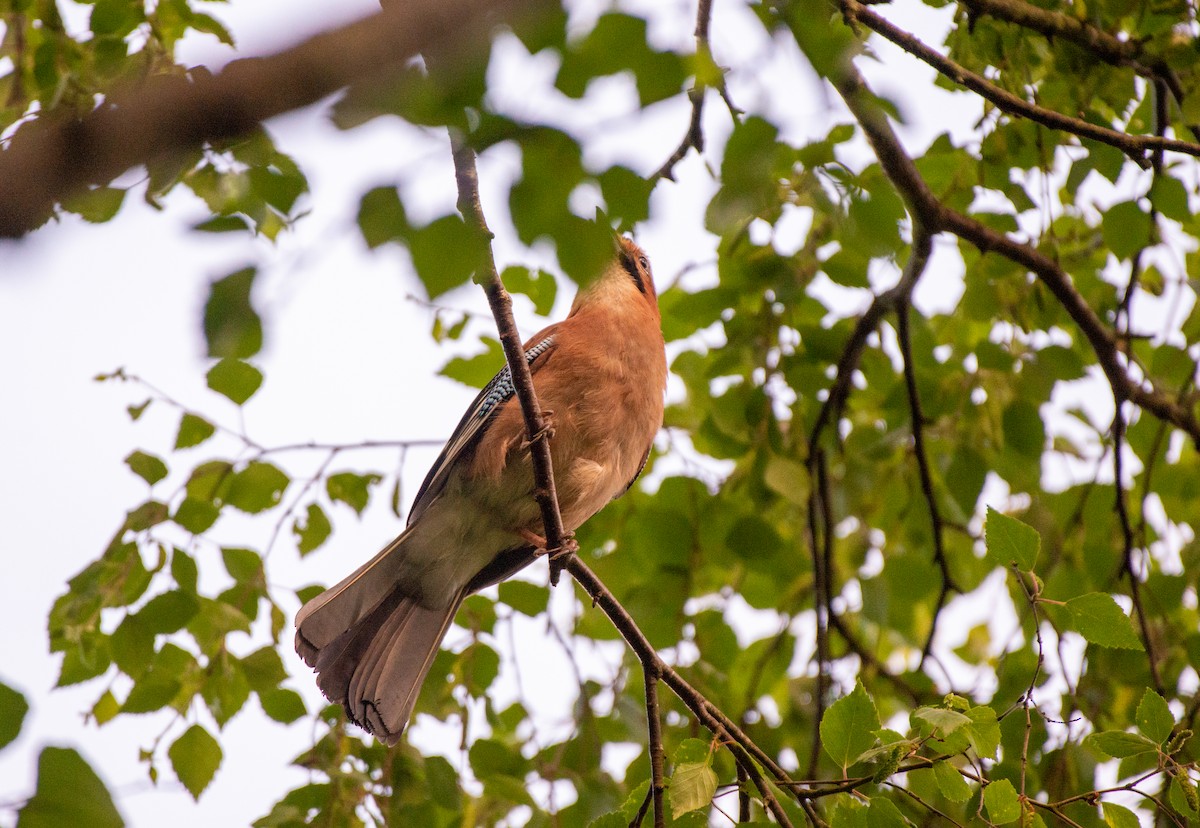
[295,237,667,744]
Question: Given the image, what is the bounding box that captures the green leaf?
[168,724,222,800]
[985,507,1040,570]
[193,215,249,233]
[174,414,216,450]
[408,214,485,298]
[1002,399,1045,458]
[1085,730,1158,758]
[764,454,810,505]
[982,778,1020,824]
[185,460,234,501]
[1101,802,1142,828]
[125,450,168,486]
[293,503,331,555]
[668,762,717,818]
[223,462,289,514]
[821,680,880,770]
[1066,593,1143,649]
[61,186,126,223]
[137,590,199,634]
[173,498,219,534]
[502,265,558,317]
[221,547,263,583]
[425,755,462,811]
[357,186,407,248]
[206,359,263,405]
[203,267,262,359]
[1101,200,1154,260]
[597,166,652,228]
[259,688,306,723]
[1148,175,1191,223]
[963,705,1001,759]
[1135,688,1174,743]
[200,652,250,727]
[913,706,971,735]
[440,337,504,389]
[669,762,717,817]
[172,548,198,592]
[16,747,124,828]
[125,399,151,420]
[0,680,29,750]
[240,647,287,694]
[933,760,972,802]
[326,471,382,515]
[125,500,169,531]
[497,580,550,616]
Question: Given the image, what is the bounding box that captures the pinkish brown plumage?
[295,238,666,743]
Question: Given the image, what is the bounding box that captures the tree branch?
[826,50,1200,446]
[645,673,666,828]
[0,0,548,238]
[450,137,576,586]
[845,0,1200,164]
[652,0,737,182]
[565,557,797,826]
[956,0,1183,99]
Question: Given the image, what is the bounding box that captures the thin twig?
[889,231,959,662]
[1111,402,1165,693]
[645,673,666,828]
[565,557,797,825]
[652,0,737,182]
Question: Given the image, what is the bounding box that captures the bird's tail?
[295,534,463,745]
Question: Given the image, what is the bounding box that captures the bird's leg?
[517,528,548,549]
[516,528,577,559]
[521,409,556,449]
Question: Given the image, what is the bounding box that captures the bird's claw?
[546,533,578,561]
[521,410,556,449]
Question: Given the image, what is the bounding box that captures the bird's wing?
[619,444,653,498]
[407,329,560,525]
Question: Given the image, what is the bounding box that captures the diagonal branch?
[956,0,1183,100]
[0,0,548,238]
[827,50,1200,446]
[845,0,1200,164]
[566,556,797,827]
[450,137,575,585]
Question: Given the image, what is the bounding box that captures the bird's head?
[569,236,660,318]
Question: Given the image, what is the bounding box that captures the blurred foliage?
[7,0,1200,825]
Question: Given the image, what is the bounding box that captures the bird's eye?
[637,255,650,271]
[620,250,646,294]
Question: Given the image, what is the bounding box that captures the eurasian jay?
[295,237,667,744]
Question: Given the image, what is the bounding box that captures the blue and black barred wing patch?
[407,333,558,525]
[473,335,556,422]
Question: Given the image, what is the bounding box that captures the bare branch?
[645,673,666,828]
[653,0,741,182]
[565,557,798,826]
[0,0,548,238]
